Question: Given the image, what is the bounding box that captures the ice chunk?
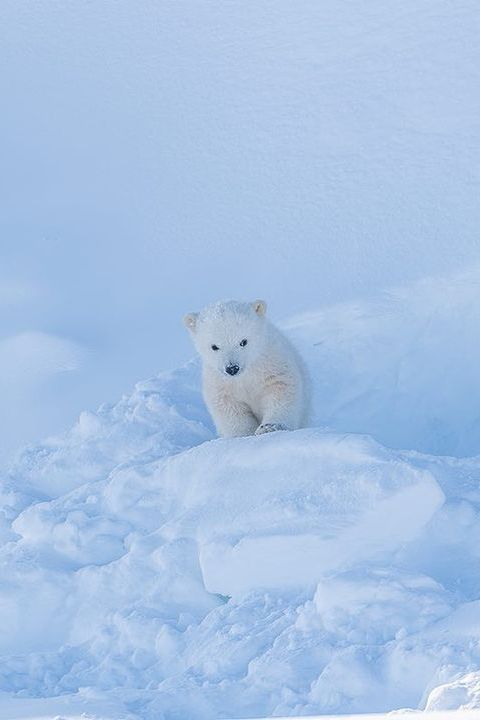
[157,429,444,596]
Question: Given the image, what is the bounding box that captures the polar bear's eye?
[240,339,248,347]
[211,344,219,351]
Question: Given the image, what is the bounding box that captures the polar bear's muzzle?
[225,363,240,376]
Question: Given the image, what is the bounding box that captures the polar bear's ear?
[252,299,267,316]
[183,312,199,332]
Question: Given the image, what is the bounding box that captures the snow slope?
[2,272,480,719]
[287,268,480,457]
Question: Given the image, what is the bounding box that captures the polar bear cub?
[184,299,310,437]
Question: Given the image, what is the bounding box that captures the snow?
[2,0,480,717]
[2,270,480,719]
[194,432,443,597]
[426,673,480,711]
[1,0,480,463]
[286,269,480,457]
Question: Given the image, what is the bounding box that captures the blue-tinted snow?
[1,0,480,461]
[1,0,480,717]
[2,274,480,717]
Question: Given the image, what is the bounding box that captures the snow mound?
[426,672,480,711]
[2,277,480,718]
[168,431,443,597]
[0,362,211,538]
[287,269,480,456]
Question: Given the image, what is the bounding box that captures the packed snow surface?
[2,272,480,719]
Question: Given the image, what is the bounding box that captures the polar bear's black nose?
[225,364,240,376]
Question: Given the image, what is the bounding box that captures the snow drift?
[2,272,480,719]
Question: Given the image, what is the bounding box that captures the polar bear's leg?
[256,380,301,435]
[207,395,259,438]
[214,407,259,437]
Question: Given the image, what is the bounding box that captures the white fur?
[184,300,310,437]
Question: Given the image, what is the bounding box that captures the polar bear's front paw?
[255,423,289,435]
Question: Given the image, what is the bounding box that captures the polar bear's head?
[184,299,268,377]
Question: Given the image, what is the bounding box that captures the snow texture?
[2,0,480,716]
[3,271,480,719]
